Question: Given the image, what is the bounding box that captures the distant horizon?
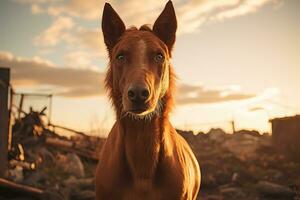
[8,87,298,137]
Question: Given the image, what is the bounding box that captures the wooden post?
[0,68,10,178]
[231,120,236,134]
[48,94,53,125]
[8,86,14,151]
[18,94,24,119]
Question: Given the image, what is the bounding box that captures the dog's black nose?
[128,85,150,103]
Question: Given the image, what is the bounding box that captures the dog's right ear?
[102,3,125,54]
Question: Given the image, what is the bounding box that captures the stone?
[207,128,227,143]
[8,166,23,183]
[75,190,95,200]
[206,195,223,200]
[38,147,54,165]
[57,153,85,178]
[264,169,284,181]
[257,181,295,198]
[41,190,65,200]
[220,187,245,198]
[23,171,46,186]
[201,174,217,188]
[231,172,239,182]
[64,176,94,190]
[222,133,260,160]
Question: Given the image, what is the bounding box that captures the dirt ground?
[1,119,299,200]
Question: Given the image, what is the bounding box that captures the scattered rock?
[207,128,227,143]
[201,174,217,188]
[220,187,245,198]
[222,133,261,160]
[41,190,65,200]
[75,190,95,200]
[206,195,223,200]
[231,172,239,182]
[57,153,85,178]
[38,147,54,165]
[264,169,284,181]
[257,181,295,198]
[235,130,260,137]
[64,176,94,190]
[23,171,46,186]
[9,166,23,183]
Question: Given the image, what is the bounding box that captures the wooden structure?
[0,178,64,200]
[0,68,10,178]
[0,178,43,198]
[270,115,300,160]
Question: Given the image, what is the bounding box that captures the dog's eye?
[116,54,125,61]
[154,53,164,63]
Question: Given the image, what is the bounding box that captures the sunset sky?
[1,0,299,136]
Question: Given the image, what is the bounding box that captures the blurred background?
[0,0,300,200]
[1,0,300,136]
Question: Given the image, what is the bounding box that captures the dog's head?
[102,1,177,119]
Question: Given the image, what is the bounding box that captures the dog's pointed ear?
[102,3,125,54]
[153,1,177,54]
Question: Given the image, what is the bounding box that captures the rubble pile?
[1,109,104,200]
[1,109,299,200]
[179,129,300,200]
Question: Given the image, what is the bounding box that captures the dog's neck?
[118,113,166,185]
[112,66,174,185]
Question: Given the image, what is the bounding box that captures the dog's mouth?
[123,100,162,120]
[129,109,147,114]
[128,104,150,115]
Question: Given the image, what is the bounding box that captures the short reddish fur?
[96,1,200,199]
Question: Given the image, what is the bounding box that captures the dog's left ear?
[153,1,177,54]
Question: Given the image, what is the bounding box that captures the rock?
[75,190,95,200]
[57,153,85,178]
[38,147,55,165]
[257,181,295,198]
[41,190,65,200]
[231,172,239,182]
[66,185,95,200]
[218,183,234,190]
[235,129,260,137]
[64,176,95,190]
[23,171,46,186]
[8,166,23,183]
[220,187,245,198]
[63,176,95,200]
[264,169,284,181]
[207,128,227,143]
[206,195,223,200]
[201,174,217,188]
[222,133,261,160]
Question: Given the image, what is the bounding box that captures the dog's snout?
[127,85,150,103]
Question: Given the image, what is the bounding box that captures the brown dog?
[96,1,200,199]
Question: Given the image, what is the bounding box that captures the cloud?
[176,83,255,105]
[34,16,74,47]
[31,3,44,14]
[214,0,277,21]
[177,0,281,33]
[63,50,100,70]
[14,0,60,3]
[75,28,106,56]
[34,21,105,57]
[26,0,281,62]
[0,51,105,98]
[54,0,103,20]
[20,0,281,34]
